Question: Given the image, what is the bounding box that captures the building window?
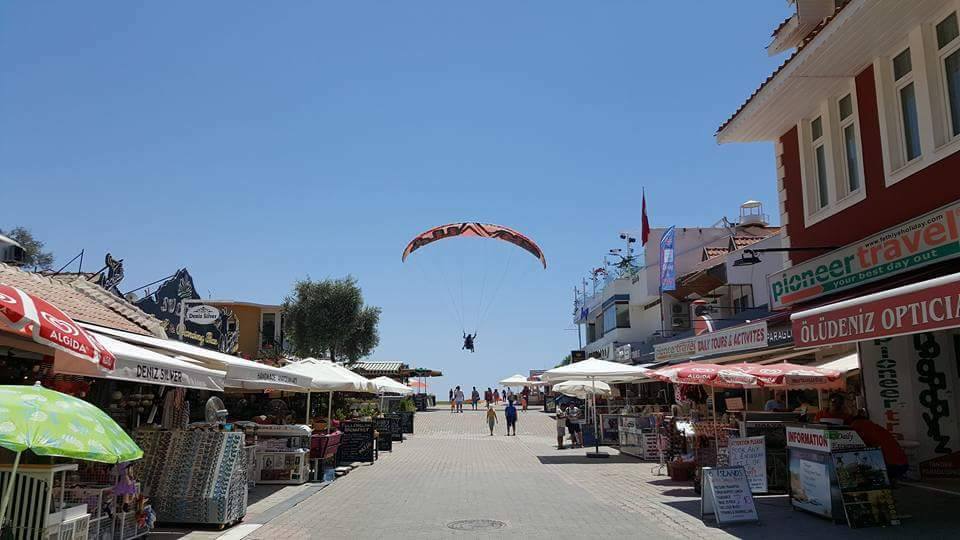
[261,312,276,348]
[874,16,960,186]
[838,94,861,193]
[615,303,630,328]
[938,12,960,138]
[798,85,866,226]
[811,116,830,209]
[893,48,923,163]
[586,323,596,343]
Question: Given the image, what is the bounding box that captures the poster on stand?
[727,436,767,493]
[832,449,900,528]
[788,449,836,518]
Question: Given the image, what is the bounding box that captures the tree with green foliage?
[555,353,573,368]
[283,276,381,363]
[0,226,54,270]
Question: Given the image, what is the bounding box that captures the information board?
[374,417,393,452]
[727,436,768,493]
[832,449,900,528]
[701,466,759,525]
[338,421,375,463]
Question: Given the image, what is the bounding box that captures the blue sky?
[1,1,790,394]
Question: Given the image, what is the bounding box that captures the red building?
[719,0,960,486]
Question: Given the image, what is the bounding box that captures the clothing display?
[133,430,248,525]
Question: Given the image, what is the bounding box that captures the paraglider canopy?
[401,222,547,269]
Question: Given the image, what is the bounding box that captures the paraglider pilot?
[462,332,476,352]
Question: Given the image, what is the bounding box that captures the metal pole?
[326,391,333,434]
[0,451,22,534]
[593,378,600,454]
[305,390,311,424]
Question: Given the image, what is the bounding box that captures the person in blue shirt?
[504,400,518,436]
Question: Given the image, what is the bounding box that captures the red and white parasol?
[649,362,760,388]
[0,283,115,370]
[727,362,843,389]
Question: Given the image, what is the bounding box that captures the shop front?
[792,270,960,492]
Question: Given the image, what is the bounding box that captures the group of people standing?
[448,386,532,411]
[447,385,521,436]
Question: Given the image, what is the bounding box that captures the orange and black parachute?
[401,222,546,269]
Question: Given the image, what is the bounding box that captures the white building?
[576,202,781,363]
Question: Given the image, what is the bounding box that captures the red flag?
[641,188,651,246]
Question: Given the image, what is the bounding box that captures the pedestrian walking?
[484,387,492,407]
[454,386,465,413]
[566,404,583,447]
[485,404,498,436]
[521,386,529,411]
[555,404,567,449]
[494,389,501,405]
[471,387,480,410]
[505,400,518,436]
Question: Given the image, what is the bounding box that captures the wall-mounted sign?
[135,269,239,353]
[769,199,960,309]
[791,272,960,348]
[654,321,768,362]
[860,332,960,477]
[185,304,221,325]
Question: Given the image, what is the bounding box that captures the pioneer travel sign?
[769,200,960,309]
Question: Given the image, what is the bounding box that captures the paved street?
[213,407,958,539]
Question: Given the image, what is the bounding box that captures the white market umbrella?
[542,358,650,458]
[553,380,611,399]
[371,376,414,395]
[283,358,377,430]
[541,358,650,383]
[499,374,532,387]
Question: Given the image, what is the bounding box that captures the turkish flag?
[641,189,651,246]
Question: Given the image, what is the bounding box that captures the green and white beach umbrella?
[0,384,142,462]
[0,383,143,532]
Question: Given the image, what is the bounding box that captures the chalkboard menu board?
[413,394,428,411]
[339,421,375,463]
[399,411,414,434]
[386,414,403,441]
[374,417,393,452]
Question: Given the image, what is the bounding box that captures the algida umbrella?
[0,383,143,532]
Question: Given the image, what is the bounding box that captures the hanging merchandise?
[133,429,247,526]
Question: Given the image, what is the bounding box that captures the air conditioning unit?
[671,303,687,315]
[0,236,25,265]
[672,316,690,329]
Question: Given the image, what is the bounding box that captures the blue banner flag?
[659,226,676,292]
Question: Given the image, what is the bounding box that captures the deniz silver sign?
[185,304,221,325]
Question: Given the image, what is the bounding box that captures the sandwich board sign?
[727,436,768,493]
[701,466,759,525]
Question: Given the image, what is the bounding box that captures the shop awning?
[54,332,226,392]
[283,358,377,393]
[791,271,960,348]
[813,352,860,375]
[82,324,312,392]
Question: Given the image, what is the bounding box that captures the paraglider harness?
[462,332,476,352]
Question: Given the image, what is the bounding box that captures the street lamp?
[732,246,840,266]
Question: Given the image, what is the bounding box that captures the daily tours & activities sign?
[654,321,768,362]
[769,200,960,309]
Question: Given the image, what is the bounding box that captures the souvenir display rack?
[0,463,88,540]
[133,429,247,526]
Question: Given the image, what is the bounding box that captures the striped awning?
[352,361,405,375]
